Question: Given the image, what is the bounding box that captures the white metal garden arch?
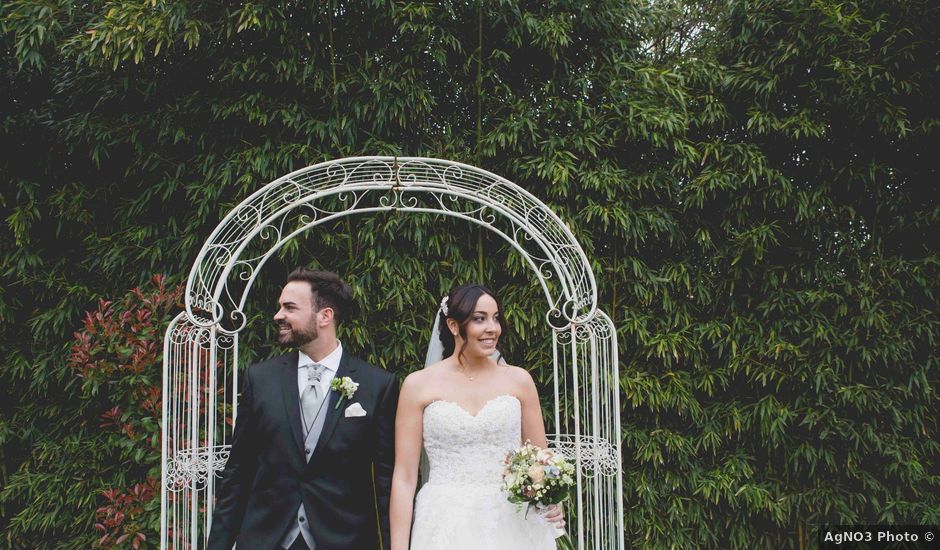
[161,157,623,550]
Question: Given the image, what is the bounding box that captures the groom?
[207,268,399,550]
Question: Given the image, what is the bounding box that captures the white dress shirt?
[297,341,342,399]
[282,341,343,549]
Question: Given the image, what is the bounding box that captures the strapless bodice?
[422,394,521,486]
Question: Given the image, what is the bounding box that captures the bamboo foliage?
[0,1,936,548]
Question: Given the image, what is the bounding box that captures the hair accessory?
[440,296,449,316]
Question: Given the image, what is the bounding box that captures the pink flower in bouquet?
[528,464,546,483]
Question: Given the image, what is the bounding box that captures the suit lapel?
[277,350,306,456]
[313,351,359,457]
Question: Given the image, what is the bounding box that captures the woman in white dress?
[390,283,565,550]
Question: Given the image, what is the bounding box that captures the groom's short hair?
[286,267,357,325]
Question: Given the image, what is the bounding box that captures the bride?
[390,283,565,550]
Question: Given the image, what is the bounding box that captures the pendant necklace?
[458,363,476,381]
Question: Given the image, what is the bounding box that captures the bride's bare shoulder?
[500,364,537,390]
[401,363,449,395]
[500,363,531,378]
[401,368,428,387]
[424,359,452,371]
[408,360,452,381]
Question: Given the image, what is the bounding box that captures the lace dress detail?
[410,394,557,550]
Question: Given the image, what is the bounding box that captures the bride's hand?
[542,504,565,529]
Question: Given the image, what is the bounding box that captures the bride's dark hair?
[438,283,504,364]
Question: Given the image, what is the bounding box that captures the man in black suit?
[207,268,399,550]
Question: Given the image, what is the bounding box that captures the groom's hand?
[543,504,565,528]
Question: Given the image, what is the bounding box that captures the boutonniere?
[330,376,359,409]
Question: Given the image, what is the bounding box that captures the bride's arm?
[516,366,548,448]
[515,366,566,529]
[390,373,424,550]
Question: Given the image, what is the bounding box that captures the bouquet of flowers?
[502,441,575,538]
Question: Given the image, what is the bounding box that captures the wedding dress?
[410,394,557,549]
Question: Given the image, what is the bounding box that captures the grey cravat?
[300,363,327,434]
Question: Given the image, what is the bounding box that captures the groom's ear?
[318,306,335,326]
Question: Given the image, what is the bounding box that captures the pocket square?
[344,402,367,417]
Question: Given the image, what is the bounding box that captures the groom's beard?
[277,322,318,348]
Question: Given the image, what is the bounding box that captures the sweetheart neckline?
[425,394,519,418]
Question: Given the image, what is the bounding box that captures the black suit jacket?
[207,350,399,550]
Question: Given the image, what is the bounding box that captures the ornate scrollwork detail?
[192,325,213,345]
[396,171,419,187]
[344,157,391,186]
[546,307,570,331]
[257,220,283,243]
[296,201,322,227]
[378,192,396,208]
[325,161,351,185]
[379,190,419,209]
[217,333,237,350]
[475,204,496,225]
[588,315,614,338]
[165,446,231,492]
[231,202,263,231]
[547,435,620,478]
[554,327,574,343]
[335,189,365,208]
[280,178,307,206]
[574,322,594,340]
[227,310,248,334]
[561,297,582,325]
[534,258,556,281]
[186,156,598,333]
[439,163,465,188]
[168,323,193,345]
